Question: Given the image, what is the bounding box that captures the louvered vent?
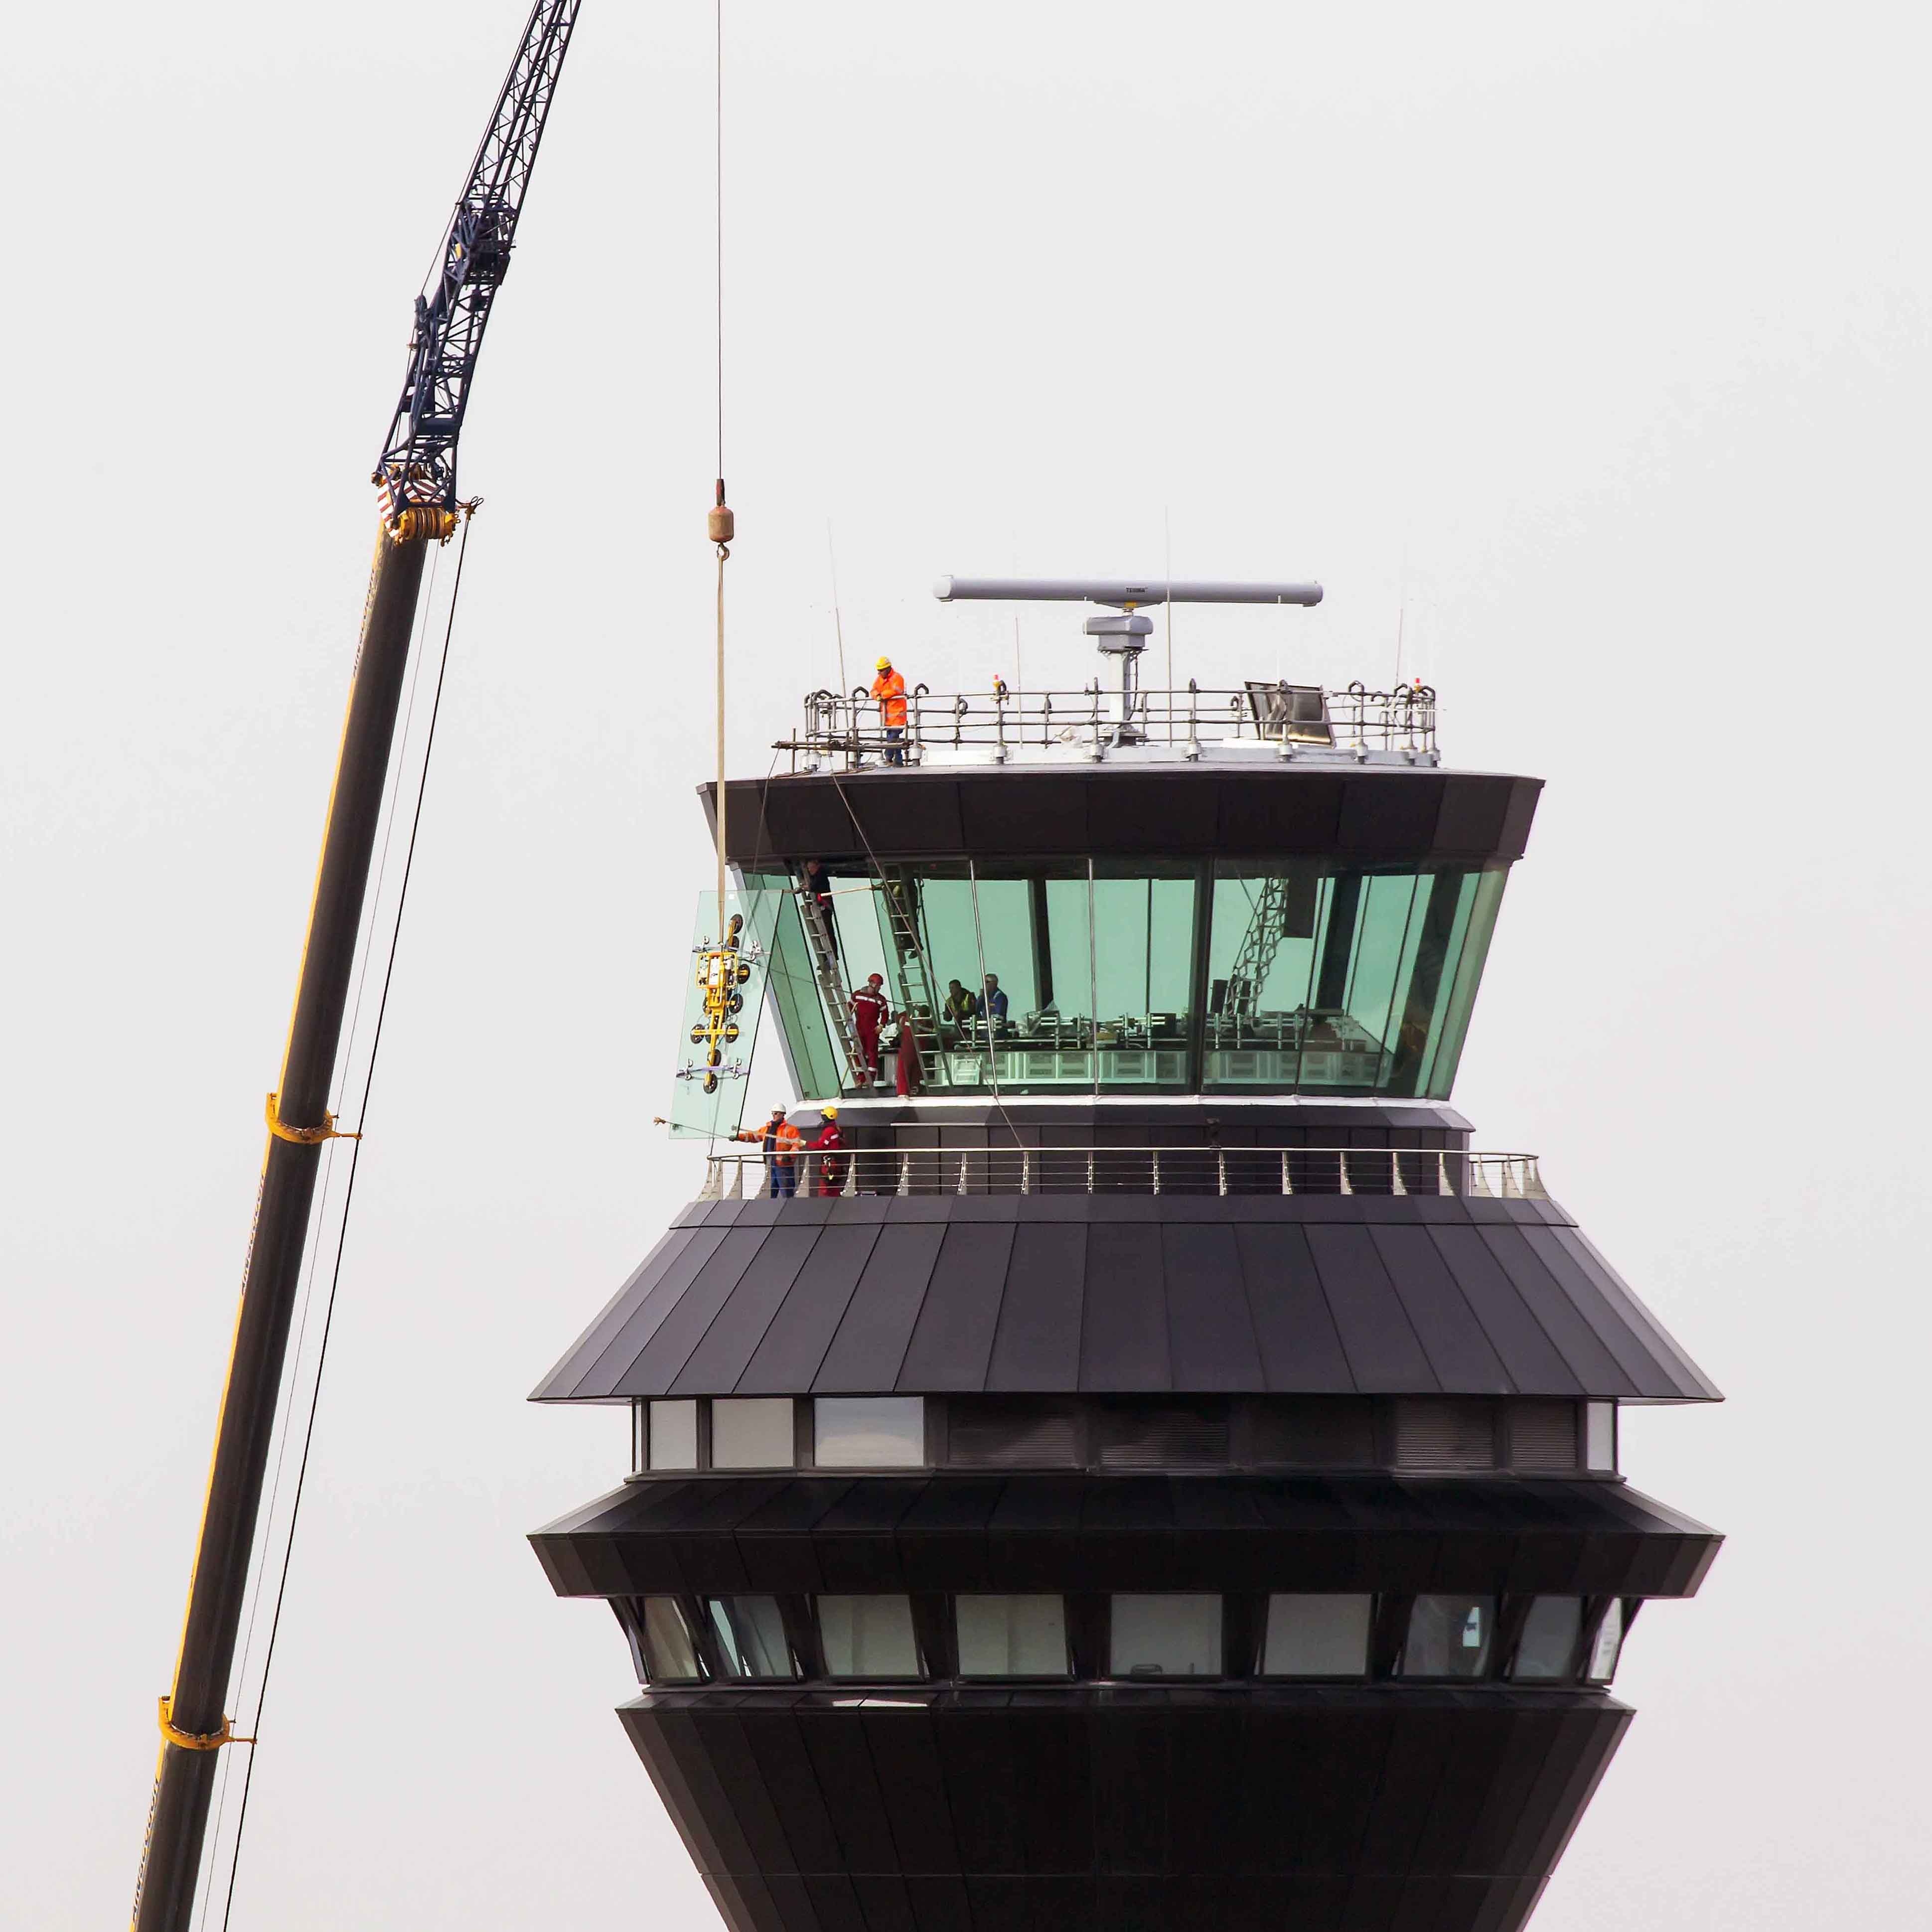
[947,1400,1080,1468]
[1394,1399,1496,1471]
[1249,1399,1377,1468]
[1508,1401,1580,1472]
[1096,1404,1230,1470]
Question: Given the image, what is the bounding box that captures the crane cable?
[200,509,478,1932]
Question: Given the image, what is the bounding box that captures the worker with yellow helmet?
[870,655,908,765]
[811,1104,846,1196]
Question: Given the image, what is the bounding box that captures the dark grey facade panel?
[1367,1224,1514,1394]
[619,1226,777,1397]
[812,1223,948,1393]
[984,1222,1088,1391]
[734,1224,885,1396]
[1231,1224,1357,1392]
[1545,1225,1723,1402]
[535,1201,1718,1403]
[1160,1224,1266,1391]
[1423,1226,1585,1397]
[568,1226,734,1402]
[674,1227,824,1397]
[1078,1224,1172,1390]
[530,1225,696,1401]
[1473,1228,1640,1399]
[895,1223,1017,1392]
[1303,1226,1439,1393]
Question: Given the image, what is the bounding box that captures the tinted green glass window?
[745,872,843,1101]
[1093,863,1196,1089]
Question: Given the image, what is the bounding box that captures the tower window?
[711,1397,796,1469]
[1510,1597,1583,1681]
[1584,1401,1617,1472]
[636,1597,704,1683]
[955,1596,1071,1677]
[1585,1600,1627,1682]
[646,1399,701,1471]
[1401,1594,1495,1677]
[815,1396,926,1467]
[819,1594,922,1678]
[1109,1594,1223,1678]
[706,1597,798,1679]
[1260,1595,1371,1677]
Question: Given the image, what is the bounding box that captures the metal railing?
[699,1144,1543,1201]
[775,680,1438,770]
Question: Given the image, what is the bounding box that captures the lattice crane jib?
[373,1,583,537]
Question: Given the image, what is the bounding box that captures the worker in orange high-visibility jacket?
[735,1106,804,1197]
[871,656,908,765]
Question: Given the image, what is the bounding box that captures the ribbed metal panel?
[1393,1398,1497,1470]
[1095,1405,1230,1469]
[948,1398,1081,1468]
[1509,1399,1581,1471]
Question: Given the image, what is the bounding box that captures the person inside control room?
[975,973,1009,1032]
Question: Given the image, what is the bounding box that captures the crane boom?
[131,11,582,1930]
[377,1,583,530]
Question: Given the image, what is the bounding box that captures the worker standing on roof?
[735,1106,804,1198]
[851,972,889,1085]
[811,1105,845,1196]
[871,656,908,765]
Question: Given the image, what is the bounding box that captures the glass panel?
[1261,1595,1371,1677]
[959,867,1100,1094]
[1422,868,1507,1098]
[1109,1594,1223,1678]
[820,1595,922,1678]
[1402,1595,1495,1677]
[708,1596,798,1679]
[746,870,843,1102]
[1584,1401,1617,1471]
[639,1597,704,1682]
[1585,1600,1626,1682]
[648,1399,699,1471]
[1512,1597,1583,1680]
[1093,863,1197,1090]
[666,885,785,1138]
[955,1596,1070,1677]
[815,1397,925,1467]
[711,1398,795,1469]
[1203,863,1506,1098]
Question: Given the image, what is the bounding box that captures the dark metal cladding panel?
[671,1227,824,1396]
[1513,1226,1682,1397]
[1424,1227,1585,1396]
[616,1226,776,1397]
[736,1225,886,1395]
[1544,1226,1723,1400]
[1304,1227,1440,1392]
[1079,1224,1173,1390]
[813,1223,949,1393]
[1338,773,1447,856]
[1088,773,1221,854]
[1232,1223,1357,1392]
[1161,1224,1266,1390]
[1431,779,1517,861]
[896,1223,1020,1391]
[985,1222,1088,1391]
[863,1710,965,1878]
[531,1226,695,1400]
[1215,774,1347,854]
[569,1227,734,1401]
[1367,1226,1514,1395]
[1474,1229,1639,1399]
[958,774,1090,855]
[1498,779,1543,861]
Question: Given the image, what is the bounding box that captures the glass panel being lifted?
[665,885,783,1139]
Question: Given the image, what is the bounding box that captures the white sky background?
[2,1,1927,1926]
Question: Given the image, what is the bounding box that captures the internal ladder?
[879,871,945,1084]
[796,889,868,1086]
[1225,874,1290,1018]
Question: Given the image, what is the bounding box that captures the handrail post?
[1022,1148,1032,1194]
[958,1152,969,1196]
[897,1151,911,1197]
[1391,1151,1407,1196]
[1281,1149,1292,1196]
[1217,1149,1227,1196]
[1152,1148,1162,1194]
[1086,1150,1095,1194]
[1339,1151,1353,1196]
[1438,1149,1451,1196]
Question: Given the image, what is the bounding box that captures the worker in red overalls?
[811,1105,845,1195]
[871,656,908,765]
[850,973,889,1086]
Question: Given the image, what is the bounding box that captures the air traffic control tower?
[532,579,1722,1932]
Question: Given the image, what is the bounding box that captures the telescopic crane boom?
[131,10,582,1930]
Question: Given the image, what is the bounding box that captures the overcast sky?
[4,3,1928,1928]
